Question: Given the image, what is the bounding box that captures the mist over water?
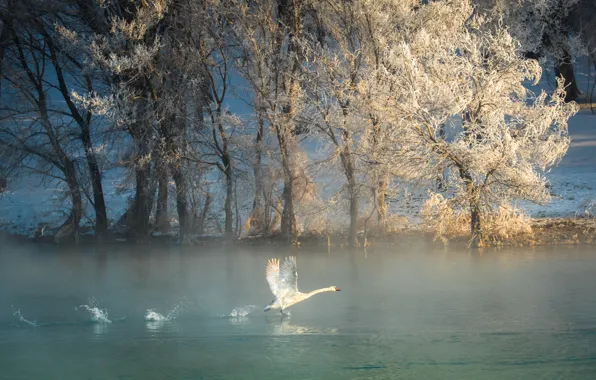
[1,242,596,379]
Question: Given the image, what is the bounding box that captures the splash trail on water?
[145,310,168,322]
[12,307,39,327]
[145,299,188,322]
[11,305,80,328]
[229,305,257,317]
[77,302,112,324]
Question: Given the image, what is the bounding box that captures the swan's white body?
[264,256,340,313]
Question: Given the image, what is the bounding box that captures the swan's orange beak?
[335,287,341,291]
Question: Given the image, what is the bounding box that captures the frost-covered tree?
[222,0,319,244]
[65,0,210,242]
[303,1,372,247]
[475,0,586,102]
[66,0,170,240]
[193,8,239,240]
[0,0,584,246]
[0,0,109,242]
[367,0,577,246]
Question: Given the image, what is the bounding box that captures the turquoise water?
[1,242,595,379]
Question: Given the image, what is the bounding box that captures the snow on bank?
[0,168,131,237]
[523,110,596,218]
[0,181,65,237]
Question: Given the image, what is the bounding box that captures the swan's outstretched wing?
[266,258,280,296]
[279,256,298,294]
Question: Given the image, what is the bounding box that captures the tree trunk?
[340,149,359,247]
[436,124,446,191]
[376,173,388,226]
[470,198,482,247]
[348,183,358,247]
[55,160,82,244]
[128,116,154,241]
[368,117,387,228]
[278,131,297,244]
[0,18,11,97]
[196,192,211,235]
[212,106,234,239]
[263,186,273,236]
[154,164,169,233]
[133,164,151,241]
[275,0,302,245]
[459,167,483,247]
[223,159,234,239]
[249,111,265,234]
[80,124,108,240]
[172,164,189,243]
[555,50,581,102]
[280,173,296,244]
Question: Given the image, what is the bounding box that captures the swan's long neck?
[305,287,336,299]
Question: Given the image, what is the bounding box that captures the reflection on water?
[271,318,339,336]
[0,243,595,379]
[92,322,109,336]
[145,320,167,332]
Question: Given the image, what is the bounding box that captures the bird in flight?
[264,256,340,314]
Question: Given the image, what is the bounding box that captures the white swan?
[264,256,340,314]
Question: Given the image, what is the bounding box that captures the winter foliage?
[0,0,587,246]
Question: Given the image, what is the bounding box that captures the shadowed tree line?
[0,0,592,246]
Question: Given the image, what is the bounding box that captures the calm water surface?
[1,242,595,379]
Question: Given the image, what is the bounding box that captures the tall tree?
[1,0,108,241]
[1,23,83,242]
[368,0,577,246]
[304,1,371,247]
[224,0,311,244]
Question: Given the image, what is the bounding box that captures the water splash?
[222,305,258,326]
[12,307,39,327]
[76,300,112,324]
[145,299,187,322]
[229,305,257,317]
[145,309,168,322]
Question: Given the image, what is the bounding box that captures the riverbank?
[2,216,595,248]
[296,217,596,247]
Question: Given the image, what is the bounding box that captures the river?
[1,242,595,379]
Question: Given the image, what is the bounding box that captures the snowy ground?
[0,168,132,237]
[524,110,596,218]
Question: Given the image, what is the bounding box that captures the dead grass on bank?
[420,193,534,246]
[291,215,596,248]
[3,213,596,248]
[530,217,596,245]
